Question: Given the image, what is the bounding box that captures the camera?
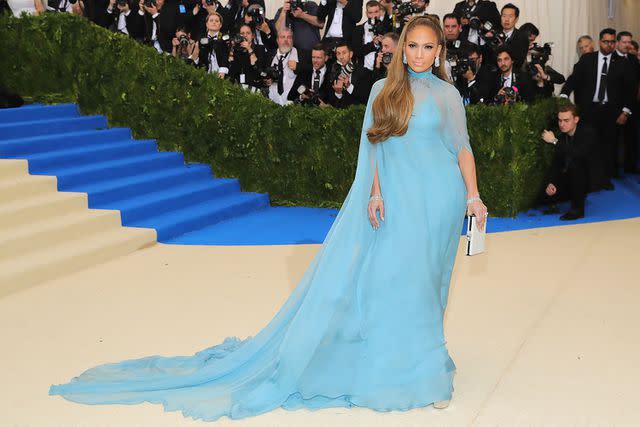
[259,66,282,85]
[205,0,219,5]
[395,1,422,19]
[178,34,190,48]
[382,52,393,65]
[247,4,264,26]
[330,62,354,83]
[494,86,519,105]
[449,54,477,78]
[116,0,128,6]
[289,0,305,11]
[143,0,156,7]
[231,33,245,45]
[294,85,321,106]
[367,18,386,36]
[526,42,553,77]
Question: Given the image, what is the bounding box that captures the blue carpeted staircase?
[0,104,270,242]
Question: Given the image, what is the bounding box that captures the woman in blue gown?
[49,15,488,422]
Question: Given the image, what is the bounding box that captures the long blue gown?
[49,68,473,422]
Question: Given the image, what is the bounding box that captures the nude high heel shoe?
[433,399,450,409]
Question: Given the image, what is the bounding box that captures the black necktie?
[277,55,285,95]
[597,57,608,103]
[313,70,321,91]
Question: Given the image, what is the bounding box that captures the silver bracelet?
[369,195,383,202]
[466,196,482,205]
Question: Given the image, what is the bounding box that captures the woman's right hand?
[368,197,384,230]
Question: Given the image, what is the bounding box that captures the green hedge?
[0,13,557,217]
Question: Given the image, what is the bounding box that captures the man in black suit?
[456,43,496,104]
[489,45,536,104]
[615,31,640,173]
[561,28,636,187]
[290,44,333,105]
[443,13,476,82]
[498,3,528,69]
[138,0,183,53]
[317,0,363,47]
[453,0,500,50]
[107,0,145,40]
[225,0,265,34]
[540,104,596,220]
[352,1,390,72]
[328,41,372,108]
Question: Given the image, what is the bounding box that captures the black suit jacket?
[456,64,496,104]
[327,65,372,108]
[228,43,267,86]
[141,0,183,53]
[289,66,333,103]
[108,6,145,40]
[489,69,540,103]
[317,0,363,42]
[351,24,380,69]
[503,27,529,69]
[561,51,635,115]
[198,35,230,73]
[549,123,596,186]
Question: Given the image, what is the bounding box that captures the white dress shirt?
[325,2,344,38]
[311,65,327,90]
[592,51,612,103]
[268,47,299,106]
[362,22,375,71]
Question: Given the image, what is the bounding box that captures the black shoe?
[560,209,584,221]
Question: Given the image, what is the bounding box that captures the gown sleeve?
[441,83,473,157]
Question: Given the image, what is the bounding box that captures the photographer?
[137,0,181,54]
[107,0,144,40]
[372,32,398,82]
[539,104,596,221]
[455,43,495,105]
[443,13,475,81]
[526,42,565,98]
[228,23,267,89]
[352,1,390,72]
[190,0,228,40]
[490,45,535,104]
[328,41,372,108]
[318,0,363,46]
[226,0,265,33]
[171,27,199,65]
[291,44,332,106]
[274,0,322,54]
[393,0,429,34]
[264,28,299,106]
[197,12,229,78]
[242,3,277,51]
[453,0,500,46]
[498,3,529,69]
[520,22,539,50]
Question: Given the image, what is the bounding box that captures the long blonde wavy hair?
[367,15,450,143]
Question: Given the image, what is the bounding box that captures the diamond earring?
[402,53,407,64]
[434,56,440,67]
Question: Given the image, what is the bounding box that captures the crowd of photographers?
[4,0,640,220]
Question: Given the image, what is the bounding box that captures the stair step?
[0,158,29,178]
[0,191,88,230]
[17,140,159,173]
[100,178,240,223]
[0,174,58,203]
[0,128,133,156]
[0,226,156,298]
[130,192,270,241]
[0,116,108,141]
[41,151,185,189]
[70,164,214,206]
[0,104,79,124]
[0,209,122,261]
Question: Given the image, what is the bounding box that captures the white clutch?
[465,214,487,256]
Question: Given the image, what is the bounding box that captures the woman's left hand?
[467,200,488,231]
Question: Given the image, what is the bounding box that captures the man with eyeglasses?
[561,28,636,190]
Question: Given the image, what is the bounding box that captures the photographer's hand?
[542,130,557,144]
[108,0,116,10]
[291,8,304,18]
[283,0,290,12]
[259,21,271,34]
[333,79,344,94]
[287,60,297,71]
[616,112,629,125]
[546,183,557,196]
[375,52,383,69]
